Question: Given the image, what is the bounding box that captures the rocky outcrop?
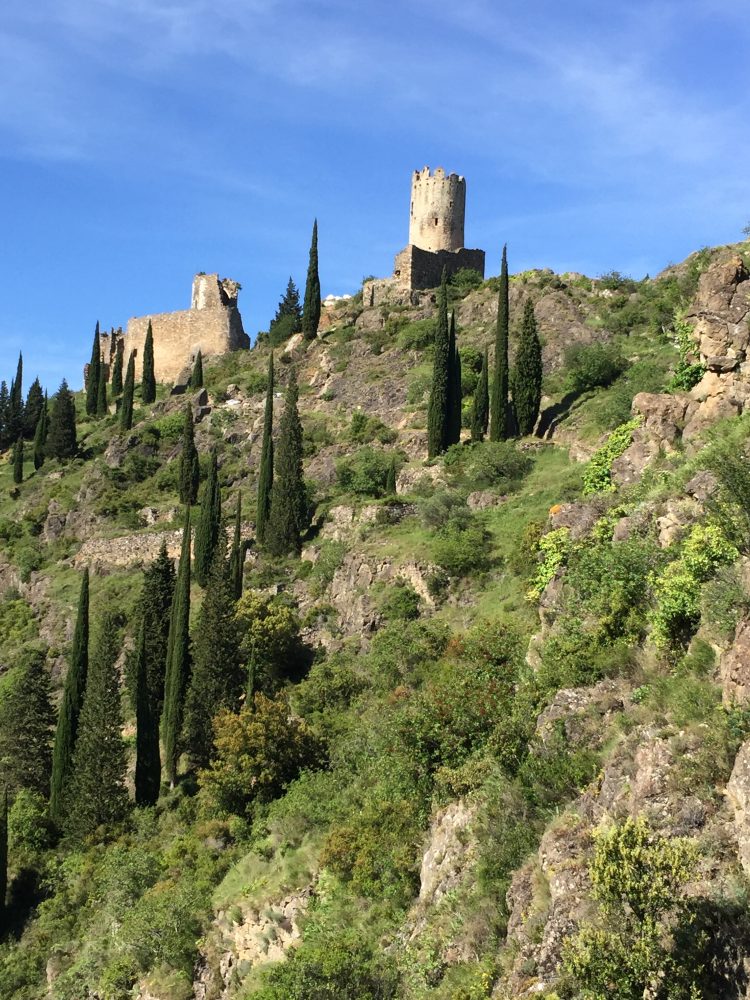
[720,616,750,707]
[727,740,750,877]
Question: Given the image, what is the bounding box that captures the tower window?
[434,217,438,225]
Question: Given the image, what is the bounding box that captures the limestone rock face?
[720,616,750,706]
[727,740,750,876]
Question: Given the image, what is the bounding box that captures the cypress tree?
[512,299,543,436]
[266,371,306,556]
[162,510,192,787]
[194,450,221,587]
[446,312,462,447]
[86,323,101,416]
[120,351,135,431]
[8,353,24,444]
[301,220,321,340]
[50,569,89,826]
[471,348,490,442]
[183,551,243,767]
[67,613,128,836]
[142,321,156,403]
[427,270,451,458]
[96,358,108,417]
[178,404,200,505]
[256,353,274,545]
[0,382,9,450]
[23,377,44,438]
[46,380,77,461]
[491,245,510,441]
[190,350,204,390]
[141,541,175,720]
[33,396,48,471]
[134,620,160,806]
[12,437,23,485]
[111,339,124,397]
[0,789,6,922]
[0,651,54,799]
[385,456,397,496]
[229,492,244,600]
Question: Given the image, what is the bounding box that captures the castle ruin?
[98,273,249,386]
[364,167,485,305]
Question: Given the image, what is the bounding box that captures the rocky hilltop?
[3,244,750,999]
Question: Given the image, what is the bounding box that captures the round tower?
[408,166,466,253]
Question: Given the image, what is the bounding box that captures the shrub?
[235,592,309,690]
[527,527,571,599]
[564,342,629,394]
[379,581,421,621]
[448,267,484,297]
[336,447,399,498]
[463,441,534,490]
[667,316,705,392]
[433,516,493,577]
[397,318,436,351]
[199,694,324,818]
[582,417,641,495]
[153,410,185,444]
[348,411,397,445]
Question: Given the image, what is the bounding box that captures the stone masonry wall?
[394,244,485,291]
[409,166,465,252]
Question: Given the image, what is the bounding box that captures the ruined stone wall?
[408,166,466,252]
[394,245,485,291]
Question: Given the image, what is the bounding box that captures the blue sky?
[1,0,748,391]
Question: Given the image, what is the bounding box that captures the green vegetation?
[302,220,321,340]
[582,417,641,494]
[266,372,305,555]
[491,244,510,441]
[142,322,156,404]
[256,354,274,546]
[511,298,542,435]
[427,270,451,458]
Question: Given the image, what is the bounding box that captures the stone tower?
[408,166,466,252]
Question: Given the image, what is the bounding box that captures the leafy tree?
[270,277,303,345]
[471,347,490,441]
[32,396,48,471]
[427,270,450,458]
[491,245,510,441]
[190,350,204,390]
[178,404,200,505]
[111,339,124,397]
[142,321,156,403]
[199,693,322,817]
[183,552,243,767]
[162,511,192,787]
[50,569,89,826]
[46,380,77,461]
[95,358,108,417]
[229,492,244,600]
[12,437,23,485]
[7,354,23,444]
[446,311,462,446]
[563,816,699,1000]
[0,652,54,799]
[302,219,321,340]
[120,351,136,431]
[256,353,274,546]
[236,592,307,691]
[194,449,221,587]
[134,620,160,807]
[385,456,397,496]
[511,298,542,436]
[67,613,128,836]
[86,323,101,416]
[266,371,306,556]
[23,377,44,438]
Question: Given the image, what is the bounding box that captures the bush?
[433,516,493,577]
[582,418,641,495]
[397,318,436,351]
[269,313,298,346]
[199,694,324,818]
[527,527,571,599]
[348,411,397,445]
[564,342,629,394]
[235,592,309,689]
[448,267,484,297]
[336,447,399,498]
[379,581,421,621]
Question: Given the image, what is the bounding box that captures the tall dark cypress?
[256,353,274,545]
[46,380,77,461]
[491,245,510,441]
[183,551,243,767]
[0,789,6,922]
[86,324,101,417]
[162,510,192,787]
[229,492,243,600]
[190,351,204,390]
[194,450,221,587]
[0,382,9,450]
[135,620,160,806]
[111,339,124,397]
[120,351,135,431]
[385,456,397,496]
[512,299,543,436]
[178,404,200,505]
[33,396,48,471]
[8,354,24,444]
[50,569,89,826]
[301,220,321,340]
[446,312,462,447]
[266,371,306,556]
[67,613,128,836]
[471,348,490,442]
[142,321,156,404]
[24,377,44,438]
[96,359,108,417]
[427,270,451,458]
[0,651,54,799]
[12,437,23,485]
[140,541,175,720]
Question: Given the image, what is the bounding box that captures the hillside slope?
[3,245,750,999]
